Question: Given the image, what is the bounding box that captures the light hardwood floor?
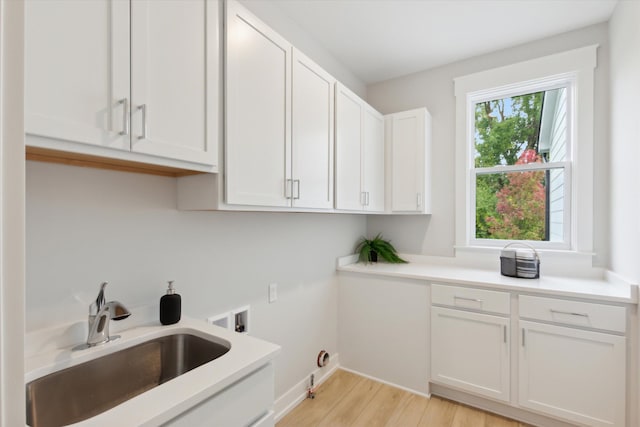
[277,370,532,427]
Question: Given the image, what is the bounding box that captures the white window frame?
[454,45,597,253]
[469,79,573,249]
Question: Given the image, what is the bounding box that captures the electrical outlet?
[269,283,277,303]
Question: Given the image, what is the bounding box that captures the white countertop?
[337,256,637,304]
[25,317,280,426]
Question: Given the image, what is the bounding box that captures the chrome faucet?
[75,282,131,350]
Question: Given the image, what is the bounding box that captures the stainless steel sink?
[26,333,231,427]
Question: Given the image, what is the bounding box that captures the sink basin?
[26,333,231,427]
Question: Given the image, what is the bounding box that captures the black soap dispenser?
[160,280,181,325]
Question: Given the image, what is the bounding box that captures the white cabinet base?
[162,363,274,427]
[431,306,510,402]
[519,321,626,427]
[430,384,578,427]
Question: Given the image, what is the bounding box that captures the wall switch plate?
[269,283,277,303]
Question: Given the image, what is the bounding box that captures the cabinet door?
[162,363,274,427]
[25,0,130,150]
[335,83,364,211]
[130,0,216,166]
[225,0,291,207]
[431,306,510,402]
[390,110,425,212]
[363,106,385,212]
[291,49,335,209]
[519,320,625,427]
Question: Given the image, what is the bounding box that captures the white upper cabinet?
[384,108,431,214]
[291,49,335,210]
[25,0,130,151]
[25,0,218,171]
[335,83,384,212]
[335,84,364,211]
[363,106,385,212]
[225,0,291,207]
[225,1,335,210]
[130,0,216,165]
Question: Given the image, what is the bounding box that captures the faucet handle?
[89,282,108,315]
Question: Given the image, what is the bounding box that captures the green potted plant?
[355,234,407,264]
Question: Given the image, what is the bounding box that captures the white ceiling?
[271,0,618,84]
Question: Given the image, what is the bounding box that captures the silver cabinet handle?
[366,192,370,206]
[503,325,507,343]
[417,193,421,208]
[285,179,293,199]
[294,180,300,200]
[522,328,526,347]
[137,104,147,140]
[119,98,129,136]
[361,191,366,206]
[550,309,589,318]
[454,296,482,303]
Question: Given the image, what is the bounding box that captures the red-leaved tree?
[485,149,546,240]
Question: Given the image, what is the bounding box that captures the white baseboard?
[339,366,430,399]
[274,353,340,422]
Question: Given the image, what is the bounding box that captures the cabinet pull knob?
[137,104,147,140]
[522,328,526,347]
[503,325,507,343]
[550,309,589,318]
[118,98,129,136]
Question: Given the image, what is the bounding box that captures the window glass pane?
[474,88,567,168]
[475,167,564,242]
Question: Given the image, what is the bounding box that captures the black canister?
[160,280,181,325]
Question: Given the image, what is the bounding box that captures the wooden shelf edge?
[26,146,206,178]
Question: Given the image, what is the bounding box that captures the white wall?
[608,1,640,282]
[366,24,610,267]
[0,0,26,424]
[26,161,365,399]
[238,0,366,98]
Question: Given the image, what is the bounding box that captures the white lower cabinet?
[431,306,510,402]
[430,284,511,402]
[519,321,626,427]
[162,362,274,427]
[430,284,629,427]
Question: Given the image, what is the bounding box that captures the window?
[472,86,571,247]
[454,46,597,253]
